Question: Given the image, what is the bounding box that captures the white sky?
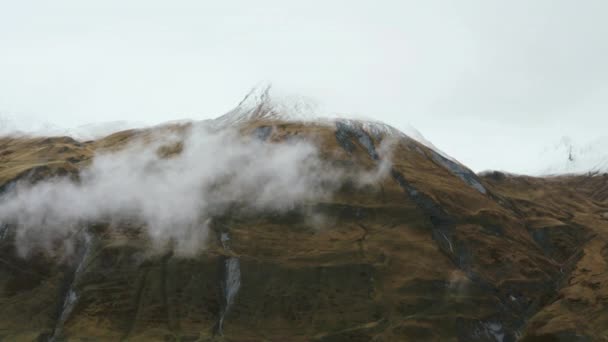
[1,1,607,174]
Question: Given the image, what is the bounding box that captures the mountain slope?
[0,117,607,341]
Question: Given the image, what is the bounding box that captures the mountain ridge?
[0,110,607,341]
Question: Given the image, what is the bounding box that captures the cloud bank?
[0,122,391,257]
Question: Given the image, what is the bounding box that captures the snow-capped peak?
[214,83,320,127]
[538,136,608,175]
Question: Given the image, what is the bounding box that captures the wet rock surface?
[214,231,241,336]
[0,122,607,341]
[427,149,487,194]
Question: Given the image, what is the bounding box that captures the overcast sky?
[1,0,607,174]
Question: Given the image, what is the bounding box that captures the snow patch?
[537,136,608,175]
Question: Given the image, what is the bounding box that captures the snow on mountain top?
[213,84,466,166]
[213,84,321,127]
[538,136,608,175]
[0,114,149,140]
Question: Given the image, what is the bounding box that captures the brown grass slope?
[0,121,606,341]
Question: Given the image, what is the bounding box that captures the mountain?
[0,99,607,341]
[538,136,608,175]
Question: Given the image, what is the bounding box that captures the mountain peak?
[215,83,320,126]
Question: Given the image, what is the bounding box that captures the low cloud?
[0,122,392,257]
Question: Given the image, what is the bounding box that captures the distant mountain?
[0,114,149,141]
[538,136,608,175]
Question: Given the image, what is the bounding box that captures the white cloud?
[0,120,392,256]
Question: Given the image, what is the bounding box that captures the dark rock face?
[0,122,607,341]
[252,125,273,141]
[427,149,487,194]
[335,121,380,160]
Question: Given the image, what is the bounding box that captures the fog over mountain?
[2,1,608,173]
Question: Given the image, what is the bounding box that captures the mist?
[0,121,392,257]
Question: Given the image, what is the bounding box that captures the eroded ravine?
[50,229,94,341]
[214,230,241,336]
[0,223,8,241]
